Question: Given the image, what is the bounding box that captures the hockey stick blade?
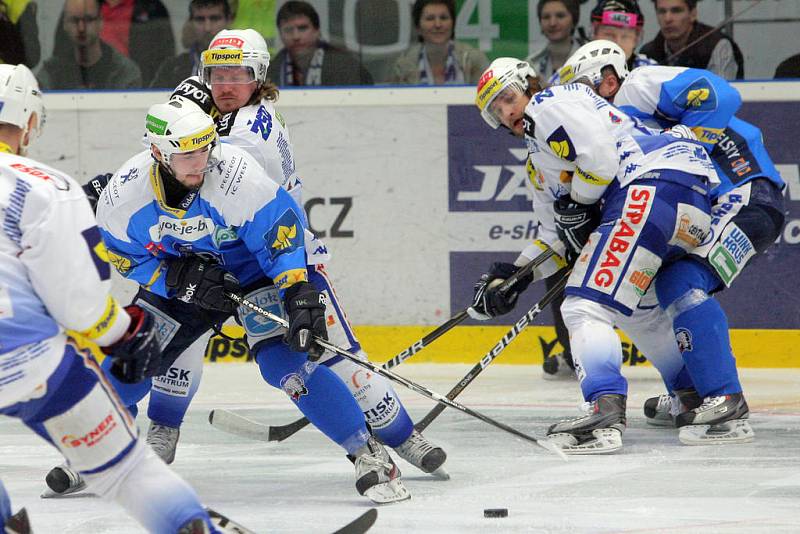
[206,507,256,533]
[331,508,378,534]
[227,293,559,455]
[224,248,556,443]
[209,409,272,442]
[414,271,570,436]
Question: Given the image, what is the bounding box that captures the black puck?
[484,508,508,518]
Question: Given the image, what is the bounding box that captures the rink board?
[33,85,800,367]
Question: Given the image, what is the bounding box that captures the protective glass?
[482,83,525,130]
[169,145,214,174]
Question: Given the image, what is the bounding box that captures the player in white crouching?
[469,58,719,454]
[0,64,224,534]
[557,40,783,443]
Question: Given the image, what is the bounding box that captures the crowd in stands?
[1,0,799,91]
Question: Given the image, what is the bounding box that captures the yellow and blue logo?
[265,209,304,260]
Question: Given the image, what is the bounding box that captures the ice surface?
[2,364,799,533]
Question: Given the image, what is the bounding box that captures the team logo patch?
[545,126,576,161]
[676,328,693,353]
[107,249,133,275]
[81,226,111,280]
[212,226,238,247]
[675,79,717,111]
[265,209,304,260]
[280,373,309,401]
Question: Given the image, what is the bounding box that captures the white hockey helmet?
[0,64,45,152]
[145,99,220,170]
[475,57,537,129]
[558,40,629,88]
[200,29,271,86]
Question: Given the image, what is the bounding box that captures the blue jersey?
[613,65,784,198]
[96,145,310,298]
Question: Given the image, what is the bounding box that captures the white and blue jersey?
[613,65,784,198]
[96,146,310,297]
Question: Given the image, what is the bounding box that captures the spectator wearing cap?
[267,0,372,86]
[640,0,743,80]
[37,0,142,89]
[526,0,586,85]
[591,0,657,72]
[388,0,489,85]
[150,0,232,88]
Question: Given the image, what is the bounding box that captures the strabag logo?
[149,215,215,242]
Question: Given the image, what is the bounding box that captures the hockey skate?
[546,394,626,454]
[542,351,576,381]
[643,387,702,427]
[41,464,87,498]
[147,421,180,464]
[676,393,755,445]
[393,430,449,480]
[4,508,31,534]
[352,436,411,504]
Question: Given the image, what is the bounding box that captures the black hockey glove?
[468,262,534,321]
[165,255,241,313]
[104,305,162,383]
[82,173,112,213]
[170,76,220,119]
[283,281,328,361]
[553,195,601,263]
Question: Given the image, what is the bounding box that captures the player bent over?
[74,99,407,503]
[559,40,784,443]
[469,58,718,454]
[0,64,222,533]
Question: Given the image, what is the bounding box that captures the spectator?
[590,0,657,71]
[53,0,175,86]
[774,53,800,79]
[526,0,586,85]
[150,0,232,88]
[0,0,40,67]
[388,0,488,85]
[640,0,744,80]
[267,1,372,86]
[37,0,142,89]
[229,0,279,51]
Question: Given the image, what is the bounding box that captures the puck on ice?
[484,508,508,518]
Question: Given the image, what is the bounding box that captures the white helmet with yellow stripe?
[0,63,45,154]
[476,57,537,129]
[200,29,271,86]
[558,40,628,87]
[145,99,220,171]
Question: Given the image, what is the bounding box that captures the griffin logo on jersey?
[107,249,133,275]
[675,79,717,111]
[546,126,576,161]
[265,209,304,260]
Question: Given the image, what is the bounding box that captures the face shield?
[204,65,257,86]
[480,82,527,130]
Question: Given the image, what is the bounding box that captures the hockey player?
[98,97,407,503]
[0,64,223,533]
[558,40,784,443]
[470,57,718,454]
[150,29,444,475]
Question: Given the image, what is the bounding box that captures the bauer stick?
[224,291,565,457]
[215,248,555,442]
[414,269,570,433]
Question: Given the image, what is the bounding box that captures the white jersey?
[216,99,330,264]
[0,152,129,408]
[518,83,718,274]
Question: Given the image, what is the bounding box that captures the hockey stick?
[213,248,555,442]
[225,291,565,457]
[414,269,570,433]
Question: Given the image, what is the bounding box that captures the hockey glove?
[467,262,534,321]
[283,281,328,361]
[170,76,220,119]
[165,255,241,313]
[553,195,601,263]
[82,173,112,213]
[104,305,162,383]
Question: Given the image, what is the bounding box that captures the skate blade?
[679,419,754,445]
[547,428,623,455]
[429,466,450,480]
[364,479,411,504]
[40,481,93,499]
[645,416,676,428]
[542,371,577,382]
